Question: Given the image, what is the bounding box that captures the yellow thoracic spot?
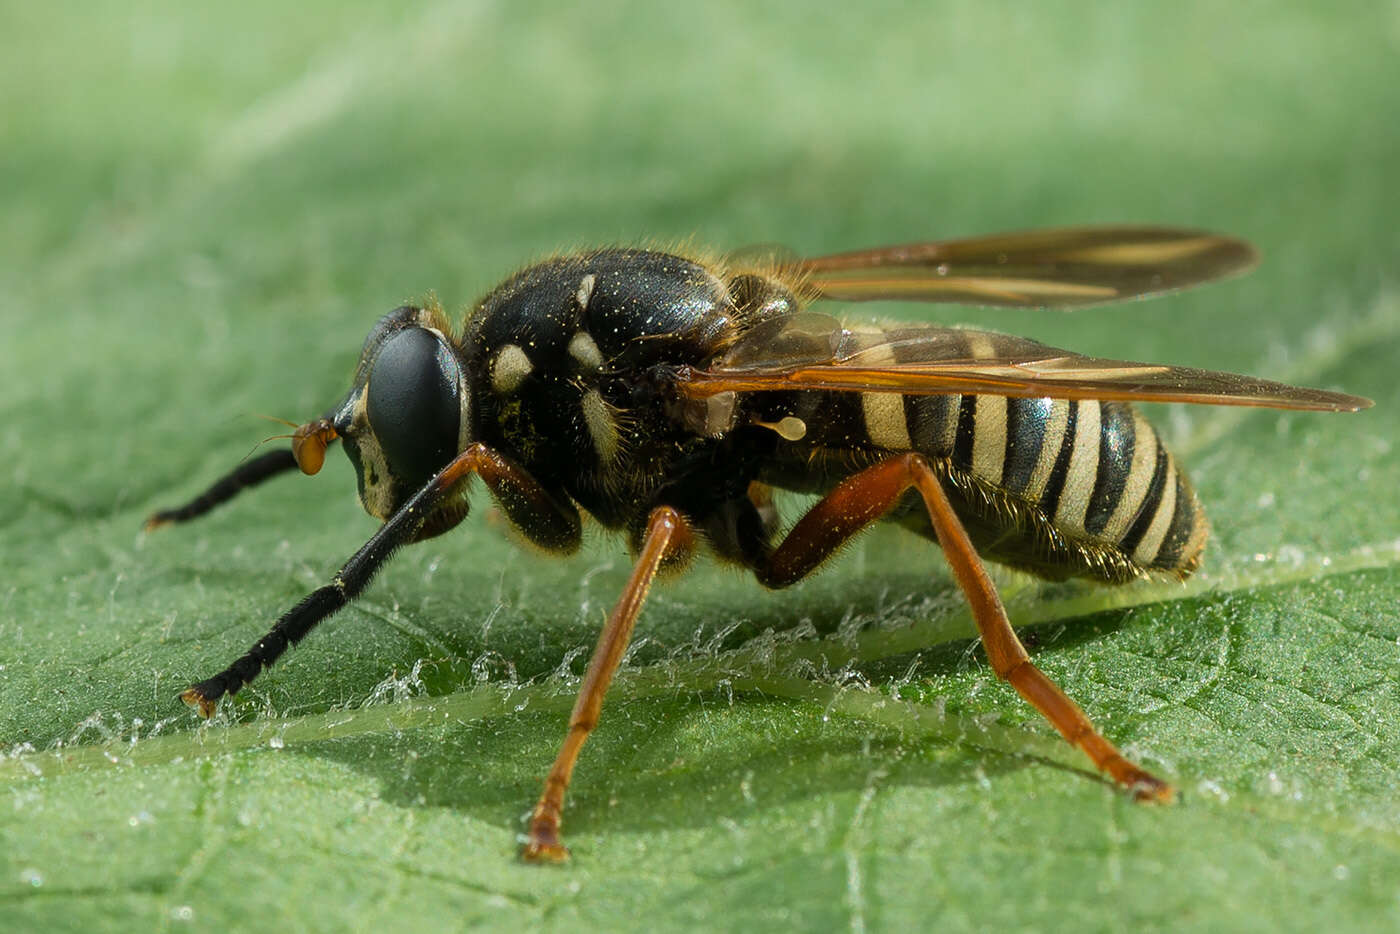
[568,331,605,371]
[492,344,534,394]
[580,389,620,463]
[575,273,597,310]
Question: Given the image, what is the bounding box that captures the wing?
[795,226,1259,308]
[674,313,1371,411]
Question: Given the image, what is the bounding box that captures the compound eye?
[365,328,462,491]
[354,306,421,383]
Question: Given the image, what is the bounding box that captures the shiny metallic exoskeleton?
[148,227,1371,861]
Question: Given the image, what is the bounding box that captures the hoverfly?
[147,226,1371,861]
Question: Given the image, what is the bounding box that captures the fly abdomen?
[908,392,1206,581]
[774,381,1208,582]
[751,324,1217,583]
[1040,400,1205,577]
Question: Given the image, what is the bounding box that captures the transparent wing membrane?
[677,314,1371,411]
[798,226,1259,308]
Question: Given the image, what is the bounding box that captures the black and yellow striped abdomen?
[917,394,1203,581]
[753,329,1208,584]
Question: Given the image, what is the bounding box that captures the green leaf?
[2,2,1397,930]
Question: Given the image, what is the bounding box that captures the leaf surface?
[2,3,1397,931]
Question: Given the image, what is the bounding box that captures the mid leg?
[522,505,696,863]
[757,454,1173,801]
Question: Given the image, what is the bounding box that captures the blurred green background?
[1,2,1397,931]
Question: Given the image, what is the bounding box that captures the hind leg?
[755,453,1173,801]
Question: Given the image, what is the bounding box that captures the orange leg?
[522,506,696,862]
[758,454,1173,802]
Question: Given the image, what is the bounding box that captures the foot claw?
[1130,774,1176,804]
[521,818,570,863]
[521,835,570,864]
[179,688,218,719]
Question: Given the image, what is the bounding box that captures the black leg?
[182,443,581,715]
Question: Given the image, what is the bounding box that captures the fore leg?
[182,443,581,715]
[757,453,1173,802]
[522,505,696,863]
